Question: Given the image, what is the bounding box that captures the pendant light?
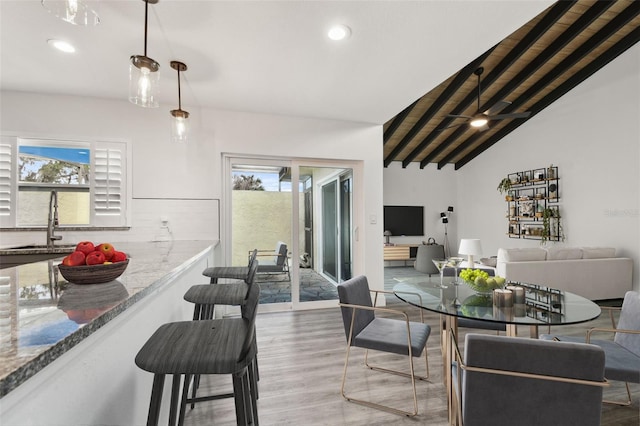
[170,61,189,143]
[42,0,100,26]
[129,0,160,108]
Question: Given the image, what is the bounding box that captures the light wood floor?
[181,304,639,426]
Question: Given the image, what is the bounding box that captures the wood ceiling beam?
[417,0,575,169]
[477,0,616,116]
[383,51,491,168]
[454,25,640,170]
[440,1,640,169]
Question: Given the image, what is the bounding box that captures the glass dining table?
[393,275,602,425]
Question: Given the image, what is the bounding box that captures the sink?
[0,244,76,269]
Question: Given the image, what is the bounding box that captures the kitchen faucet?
[47,190,62,248]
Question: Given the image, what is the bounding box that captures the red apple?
[96,243,115,260]
[63,250,86,266]
[85,251,106,265]
[111,251,127,263]
[75,241,95,256]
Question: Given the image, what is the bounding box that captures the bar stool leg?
[147,374,165,426]
[178,374,191,426]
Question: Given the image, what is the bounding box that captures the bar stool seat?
[202,249,257,283]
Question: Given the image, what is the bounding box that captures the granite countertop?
[0,240,216,397]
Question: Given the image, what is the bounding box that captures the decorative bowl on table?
[459,268,505,295]
[58,260,129,285]
[463,278,504,295]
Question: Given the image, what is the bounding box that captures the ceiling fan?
[440,67,531,132]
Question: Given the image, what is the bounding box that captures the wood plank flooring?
[180,304,639,426]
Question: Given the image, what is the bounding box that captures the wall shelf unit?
[504,166,561,241]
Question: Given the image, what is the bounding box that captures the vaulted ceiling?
[383,0,640,170]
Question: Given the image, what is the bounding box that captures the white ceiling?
[1,1,553,125]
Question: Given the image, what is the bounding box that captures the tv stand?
[383,244,419,264]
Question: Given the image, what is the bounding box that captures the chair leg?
[146,374,165,426]
[177,374,191,426]
[603,381,633,406]
[341,344,420,417]
[232,369,253,426]
[168,375,181,426]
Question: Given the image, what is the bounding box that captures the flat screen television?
[383,205,424,236]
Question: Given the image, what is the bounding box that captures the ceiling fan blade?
[484,100,511,116]
[489,111,532,120]
[446,114,472,119]
[437,122,465,131]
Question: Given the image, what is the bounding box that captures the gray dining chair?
[541,290,640,405]
[453,333,608,426]
[337,275,431,417]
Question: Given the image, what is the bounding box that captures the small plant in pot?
[497,178,512,199]
[541,207,565,245]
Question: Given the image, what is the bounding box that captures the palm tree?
[232,174,265,191]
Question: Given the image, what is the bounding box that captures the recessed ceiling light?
[328,24,351,41]
[48,39,76,53]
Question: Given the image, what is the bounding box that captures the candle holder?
[506,285,525,304]
[493,288,513,308]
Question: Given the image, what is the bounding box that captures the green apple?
[494,276,506,286]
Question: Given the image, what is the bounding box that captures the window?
[0,136,127,228]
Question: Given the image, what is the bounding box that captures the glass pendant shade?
[42,0,100,26]
[171,109,190,143]
[129,55,160,108]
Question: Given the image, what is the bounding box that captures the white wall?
[0,91,384,288]
[384,45,640,292]
[383,162,457,249]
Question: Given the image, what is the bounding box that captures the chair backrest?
[248,249,258,267]
[238,281,260,361]
[274,241,287,266]
[245,258,259,286]
[614,291,640,356]
[461,333,605,426]
[337,275,375,345]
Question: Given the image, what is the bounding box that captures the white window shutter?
[92,141,126,227]
[0,136,16,228]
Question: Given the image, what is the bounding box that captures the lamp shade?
[171,109,189,143]
[129,55,160,108]
[458,238,482,266]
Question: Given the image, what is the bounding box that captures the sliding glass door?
[224,156,356,311]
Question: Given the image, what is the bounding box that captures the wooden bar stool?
[135,283,260,426]
[202,249,257,284]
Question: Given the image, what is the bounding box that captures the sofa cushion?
[546,247,583,260]
[498,247,547,262]
[581,247,616,259]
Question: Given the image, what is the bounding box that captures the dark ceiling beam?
[383,99,419,145]
[439,1,640,169]
[454,25,640,170]
[417,0,576,169]
[383,52,492,168]
[477,0,616,115]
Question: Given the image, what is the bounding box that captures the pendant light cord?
[143,0,149,57]
[177,68,182,110]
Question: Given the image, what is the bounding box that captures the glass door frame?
[223,154,361,312]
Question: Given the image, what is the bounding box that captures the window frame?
[0,134,130,229]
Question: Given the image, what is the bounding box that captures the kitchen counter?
[0,240,215,398]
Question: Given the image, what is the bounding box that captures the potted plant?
[540,207,565,245]
[497,178,512,199]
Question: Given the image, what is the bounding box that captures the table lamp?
[384,230,392,245]
[458,238,482,267]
